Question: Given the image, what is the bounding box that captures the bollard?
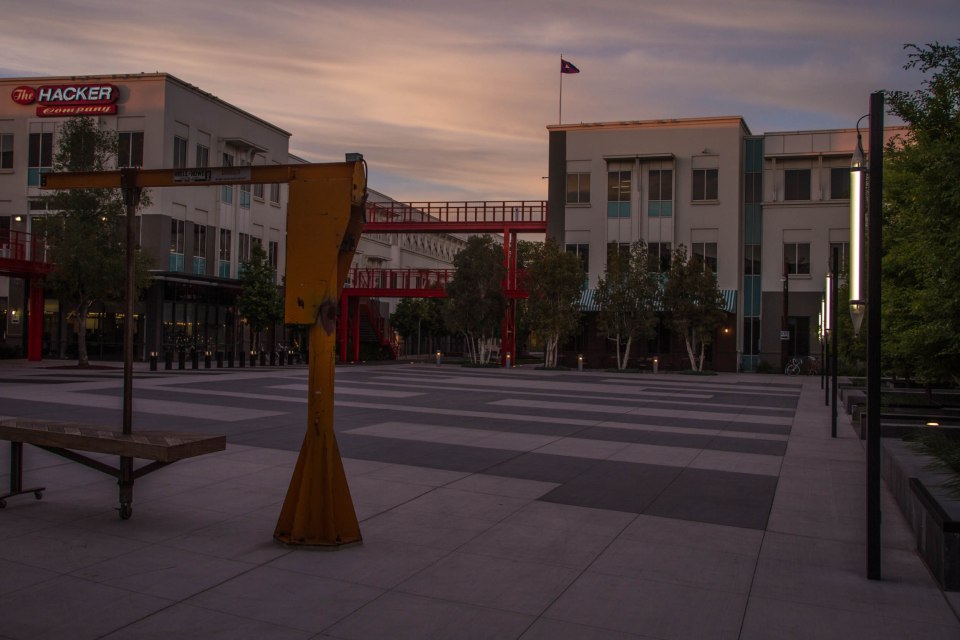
[204,351,212,369]
[216,351,223,368]
[227,351,234,368]
[435,351,442,366]
[249,351,256,367]
[239,350,246,367]
[279,350,286,366]
[505,353,511,368]
[164,350,173,370]
[653,357,659,374]
[178,350,186,370]
[270,350,277,367]
[149,351,158,371]
[577,354,583,372]
[260,350,267,367]
[191,350,199,370]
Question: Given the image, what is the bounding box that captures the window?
[648,169,673,217]
[692,242,718,273]
[238,232,251,263]
[1,133,12,170]
[743,317,760,356]
[196,144,209,168]
[784,242,810,275]
[253,183,264,199]
[606,242,630,263]
[744,244,761,276]
[118,131,144,168]
[169,219,184,272]
[830,167,850,200]
[221,153,233,204]
[648,242,671,272]
[692,169,718,201]
[566,243,590,286]
[218,228,231,278]
[566,172,590,204]
[239,163,251,209]
[27,132,53,186]
[269,183,280,204]
[173,136,188,169]
[193,224,207,274]
[607,169,631,218]
[744,173,762,204]
[268,240,279,280]
[783,169,810,200]
[829,241,849,276]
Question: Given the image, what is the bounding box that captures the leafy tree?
[662,244,725,371]
[595,241,658,370]
[390,297,446,355]
[44,117,152,367]
[513,239,541,356]
[524,239,584,368]
[882,41,960,386]
[443,235,505,364]
[237,243,282,353]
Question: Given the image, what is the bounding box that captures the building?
[0,73,467,362]
[546,116,904,371]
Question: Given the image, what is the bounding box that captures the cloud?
[2,0,957,200]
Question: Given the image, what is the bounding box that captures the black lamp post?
[850,92,884,581]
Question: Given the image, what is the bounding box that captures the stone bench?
[0,419,225,519]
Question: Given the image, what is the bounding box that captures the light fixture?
[824,273,832,334]
[849,114,868,336]
[13,215,22,222]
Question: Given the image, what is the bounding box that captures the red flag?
[561,59,580,74]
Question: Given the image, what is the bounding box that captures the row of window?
[565,241,849,279]
[1,131,283,206]
[168,219,278,277]
[567,167,852,211]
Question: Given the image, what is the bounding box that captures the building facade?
[546,116,904,371]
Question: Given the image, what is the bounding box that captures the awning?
[720,289,737,313]
[578,288,599,312]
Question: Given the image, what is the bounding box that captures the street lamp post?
[849,92,884,581]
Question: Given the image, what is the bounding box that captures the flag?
[561,58,580,74]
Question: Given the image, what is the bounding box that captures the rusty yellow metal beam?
[42,161,366,546]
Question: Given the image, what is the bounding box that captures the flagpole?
[559,54,563,125]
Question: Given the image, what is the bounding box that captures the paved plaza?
[0,361,958,639]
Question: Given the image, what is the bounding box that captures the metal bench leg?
[117,455,133,520]
[0,442,46,508]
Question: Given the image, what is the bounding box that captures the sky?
[2,0,957,202]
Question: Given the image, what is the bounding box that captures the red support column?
[27,280,43,362]
[351,297,361,363]
[339,291,349,363]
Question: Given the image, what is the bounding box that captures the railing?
[366,201,547,226]
[0,230,51,265]
[345,268,453,292]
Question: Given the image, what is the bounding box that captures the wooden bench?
[0,419,225,519]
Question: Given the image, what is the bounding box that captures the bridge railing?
[0,230,50,264]
[366,201,546,225]
[346,268,453,291]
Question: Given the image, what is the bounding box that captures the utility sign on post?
[172,167,252,183]
[780,330,791,341]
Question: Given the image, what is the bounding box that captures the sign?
[10,83,120,117]
[780,330,791,341]
[173,167,252,183]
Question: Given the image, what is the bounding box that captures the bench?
[0,419,225,519]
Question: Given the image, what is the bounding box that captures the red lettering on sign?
[11,86,36,105]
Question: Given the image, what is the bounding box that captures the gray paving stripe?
[354,377,796,414]
[345,421,782,476]
[490,398,794,426]
[396,375,716,400]
[0,388,284,422]
[268,384,424,398]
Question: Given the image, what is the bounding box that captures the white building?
[546,116,904,371]
[0,73,462,361]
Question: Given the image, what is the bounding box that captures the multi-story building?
[546,116,904,371]
[0,73,465,362]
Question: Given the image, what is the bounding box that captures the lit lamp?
[849,118,867,336]
[824,273,832,335]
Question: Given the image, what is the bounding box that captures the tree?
[662,244,725,371]
[390,297,446,355]
[595,241,658,370]
[237,243,282,353]
[443,235,505,364]
[44,117,152,367]
[525,239,584,368]
[882,41,960,386]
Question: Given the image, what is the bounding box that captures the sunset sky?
[2,1,957,201]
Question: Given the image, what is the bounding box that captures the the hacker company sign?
[11,83,120,117]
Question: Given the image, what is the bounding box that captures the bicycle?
[784,357,803,375]
[785,356,820,375]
